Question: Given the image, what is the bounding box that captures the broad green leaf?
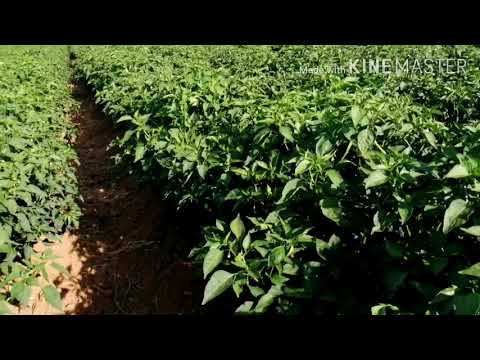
[279,126,294,142]
[242,232,251,250]
[325,169,344,188]
[398,202,413,224]
[442,199,471,234]
[248,285,265,298]
[364,170,388,189]
[0,228,9,245]
[283,263,299,275]
[430,286,458,304]
[371,303,399,315]
[196,164,208,179]
[316,239,329,256]
[232,279,246,297]
[202,270,235,305]
[315,136,333,156]
[351,105,365,127]
[458,262,480,278]
[454,293,480,315]
[203,247,224,279]
[320,198,342,224]
[265,211,280,224]
[235,301,254,314]
[134,143,146,162]
[4,199,17,214]
[254,246,268,257]
[11,283,31,306]
[276,178,301,204]
[255,286,282,313]
[269,246,285,266]
[215,219,224,232]
[445,164,469,179]
[117,115,133,123]
[357,128,374,158]
[423,130,438,149]
[230,214,245,240]
[17,213,31,232]
[461,226,480,237]
[294,160,310,176]
[42,285,63,311]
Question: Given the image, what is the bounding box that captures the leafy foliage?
[0,46,80,310]
[72,45,480,315]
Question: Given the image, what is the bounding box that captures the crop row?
[72,46,480,315]
[0,46,80,313]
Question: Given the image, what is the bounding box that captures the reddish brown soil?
[56,82,199,314]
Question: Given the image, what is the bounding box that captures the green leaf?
[430,286,457,304]
[423,130,438,149]
[325,169,344,188]
[454,293,480,315]
[0,228,9,245]
[248,285,265,298]
[197,164,207,179]
[202,270,235,305]
[4,199,17,214]
[269,246,285,266]
[254,286,282,313]
[351,105,365,127]
[357,129,374,158]
[235,301,254,314]
[134,143,146,162]
[203,247,224,279]
[443,199,471,234]
[25,184,45,197]
[283,263,299,275]
[371,303,399,315]
[42,285,63,311]
[230,214,245,240]
[11,283,31,306]
[265,211,280,224]
[242,232,251,250]
[315,136,333,156]
[461,226,480,237]
[398,202,413,224]
[445,164,470,179]
[294,160,310,176]
[254,246,268,257]
[276,178,301,204]
[117,115,133,123]
[320,198,342,224]
[215,220,225,232]
[459,262,480,278]
[279,126,294,142]
[17,213,31,232]
[365,170,388,189]
[232,279,246,297]
[0,300,11,315]
[316,239,329,256]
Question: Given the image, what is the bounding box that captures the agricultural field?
[2,45,480,315]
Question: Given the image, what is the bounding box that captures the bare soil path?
[22,81,200,314]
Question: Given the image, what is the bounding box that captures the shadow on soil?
[67,81,203,314]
